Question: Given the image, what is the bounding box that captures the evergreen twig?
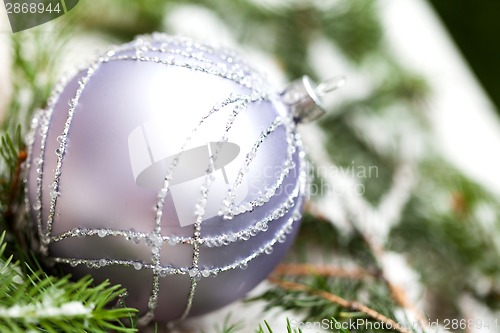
[268,276,411,333]
[273,263,375,280]
[0,231,138,332]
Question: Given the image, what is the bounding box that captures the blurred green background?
[429,0,500,115]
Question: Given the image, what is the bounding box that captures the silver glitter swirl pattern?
[25,34,307,325]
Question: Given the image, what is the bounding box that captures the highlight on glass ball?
[25,33,326,324]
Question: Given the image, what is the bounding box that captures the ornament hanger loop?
[316,76,346,96]
[281,75,345,123]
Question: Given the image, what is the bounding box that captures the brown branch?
[386,281,428,328]
[273,263,375,280]
[1,149,28,253]
[4,149,27,224]
[268,276,412,333]
[307,200,428,327]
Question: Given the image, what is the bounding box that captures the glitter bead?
[241,232,250,241]
[147,233,163,247]
[188,268,199,278]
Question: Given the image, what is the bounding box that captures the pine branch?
[211,314,242,333]
[3,33,60,132]
[273,263,375,280]
[1,131,26,227]
[0,232,138,332]
[257,318,305,333]
[268,276,412,333]
[0,127,26,239]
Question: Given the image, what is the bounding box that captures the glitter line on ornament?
[110,54,264,93]
[51,200,303,277]
[141,93,262,324]
[134,34,247,66]
[106,35,267,93]
[147,33,251,65]
[44,60,104,256]
[142,44,261,87]
[25,109,43,241]
[173,96,260,321]
[144,33,261,81]
[27,69,93,237]
[49,144,305,325]
[49,176,301,246]
[46,49,263,323]
[203,180,301,246]
[175,89,271,323]
[32,108,51,248]
[50,178,304,324]
[24,108,44,247]
[47,128,302,246]
[228,93,299,215]
[34,108,50,244]
[216,208,302,274]
[123,38,270,322]
[29,33,267,254]
[130,42,279,319]
[127,73,263,322]
[31,78,70,255]
[220,117,281,218]
[220,114,297,219]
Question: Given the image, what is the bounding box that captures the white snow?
[0,297,93,321]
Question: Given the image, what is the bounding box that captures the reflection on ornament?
[25,33,338,325]
[128,118,247,227]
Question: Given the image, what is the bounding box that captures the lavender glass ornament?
[25,34,309,324]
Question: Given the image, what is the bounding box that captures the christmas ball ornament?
[25,33,334,324]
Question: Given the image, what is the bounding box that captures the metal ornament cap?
[282,75,345,123]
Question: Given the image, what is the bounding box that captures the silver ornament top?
[281,75,345,123]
